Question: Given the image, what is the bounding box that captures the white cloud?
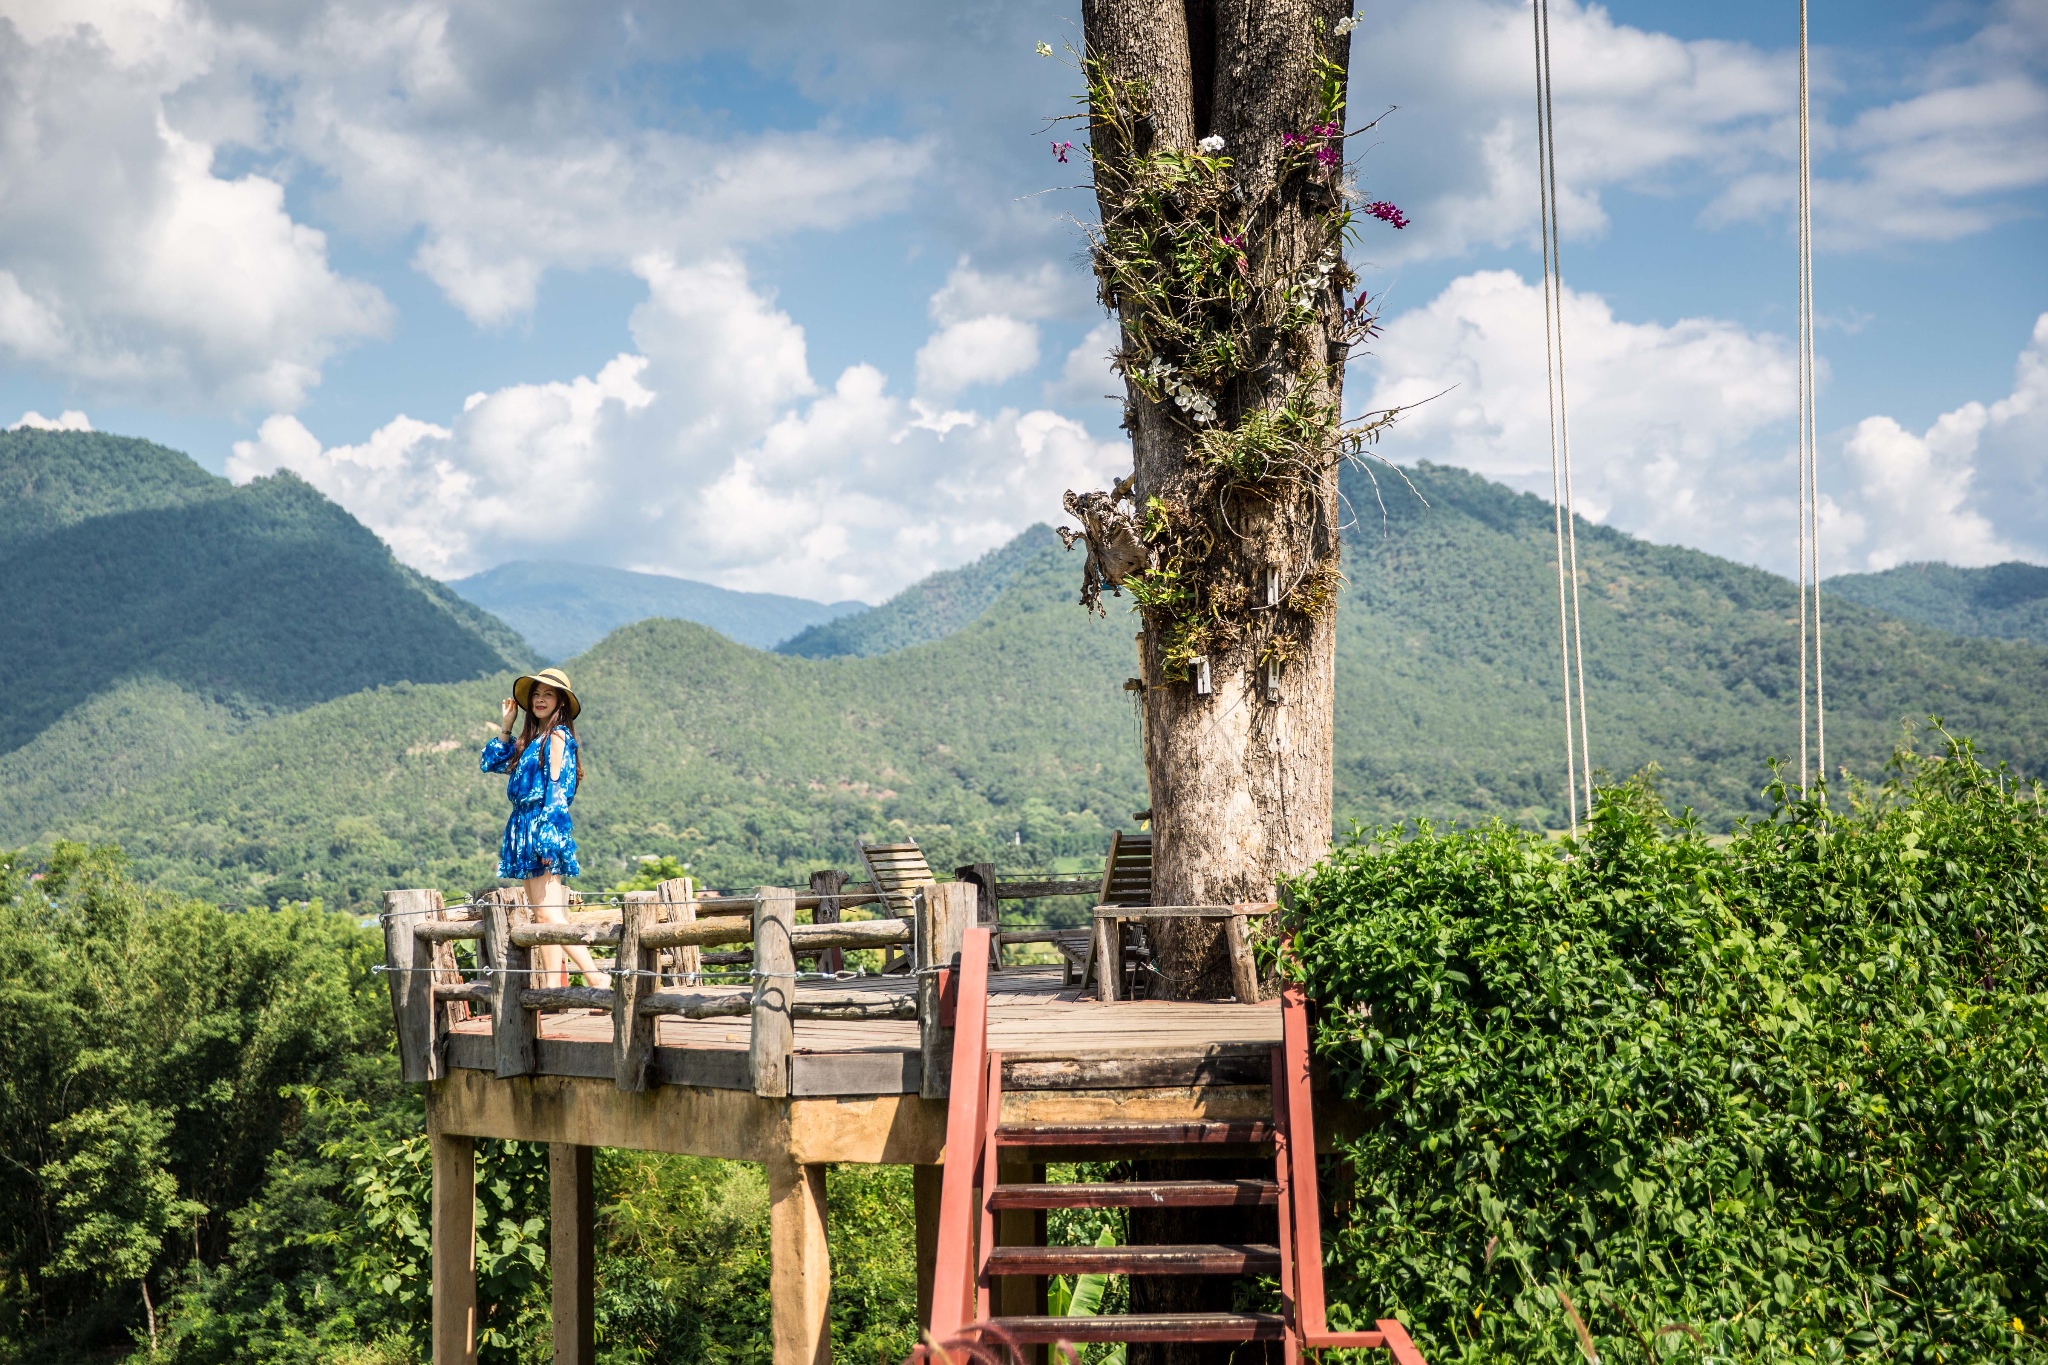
[1832,312,2048,571]
[232,257,1125,600]
[1365,276,2048,578]
[1345,0,2048,260]
[7,408,92,431]
[0,15,389,408]
[915,315,1041,397]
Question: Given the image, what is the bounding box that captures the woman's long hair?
[512,703,586,785]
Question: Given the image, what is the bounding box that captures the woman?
[481,667,609,991]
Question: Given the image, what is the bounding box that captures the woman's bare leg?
[522,872,611,991]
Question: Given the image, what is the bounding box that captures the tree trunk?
[1081,0,1356,1000]
[1080,4,1360,1361]
[141,1278,157,1353]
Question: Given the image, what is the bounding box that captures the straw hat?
[513,667,581,722]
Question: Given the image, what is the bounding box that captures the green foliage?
[0,841,400,1360]
[608,856,692,893]
[41,1102,206,1294]
[1827,561,2048,648]
[1289,733,2048,1362]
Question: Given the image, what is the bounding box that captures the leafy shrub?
[1291,731,2048,1362]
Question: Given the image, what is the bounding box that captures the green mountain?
[17,463,2048,911]
[448,559,863,659]
[1826,560,2048,646]
[776,530,1053,657]
[0,431,536,830]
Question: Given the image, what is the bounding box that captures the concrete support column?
[431,1132,477,1365]
[550,1143,596,1365]
[768,1155,832,1365]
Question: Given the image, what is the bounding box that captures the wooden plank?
[520,986,613,1011]
[549,1144,595,1365]
[1093,914,1119,1003]
[613,892,657,1092]
[994,1149,1047,1330]
[914,1164,941,1328]
[1093,902,1278,918]
[790,1049,920,1097]
[657,877,698,985]
[485,889,537,1080]
[654,1045,754,1091]
[1222,912,1260,1004]
[386,889,442,1083]
[767,1156,832,1365]
[987,1179,1277,1210]
[808,868,846,975]
[917,882,973,1099]
[751,887,796,1098]
[513,922,624,948]
[1001,1048,1272,1091]
[415,920,487,942]
[992,878,1102,899]
[983,1243,1280,1276]
[987,1313,1285,1344]
[431,1131,477,1365]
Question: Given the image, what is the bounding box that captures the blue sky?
[1,0,2042,600]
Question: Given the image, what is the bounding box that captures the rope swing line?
[1533,0,1594,833]
[1796,0,1828,796]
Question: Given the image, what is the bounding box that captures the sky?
[0,0,2043,603]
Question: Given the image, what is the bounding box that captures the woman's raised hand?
[499,697,518,735]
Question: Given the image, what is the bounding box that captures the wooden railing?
[382,880,976,1099]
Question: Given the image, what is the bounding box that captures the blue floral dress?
[481,728,581,878]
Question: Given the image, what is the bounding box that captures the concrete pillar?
[550,1143,596,1365]
[768,1155,832,1365]
[431,1132,477,1365]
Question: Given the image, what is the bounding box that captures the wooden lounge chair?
[859,841,936,973]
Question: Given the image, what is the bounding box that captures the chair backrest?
[860,841,938,919]
[1098,830,1153,907]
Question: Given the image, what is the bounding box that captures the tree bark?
[1082,0,1354,1002]
[1081,4,1356,1360]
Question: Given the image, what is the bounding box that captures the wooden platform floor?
[445,966,1281,1096]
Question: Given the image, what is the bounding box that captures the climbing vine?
[1069,23,1408,683]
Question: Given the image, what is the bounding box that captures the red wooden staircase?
[918,927,1426,1364]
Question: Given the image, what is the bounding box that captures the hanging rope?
[1533,0,1594,833]
[1797,0,1827,795]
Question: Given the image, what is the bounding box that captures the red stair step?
[994,1120,1275,1148]
[987,1179,1277,1210]
[983,1243,1281,1276]
[984,1312,1286,1344]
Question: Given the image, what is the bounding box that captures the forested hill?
[14,461,2048,910]
[0,429,535,765]
[1827,560,2048,646]
[775,529,1055,657]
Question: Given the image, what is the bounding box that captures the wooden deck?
[443,964,1281,1096]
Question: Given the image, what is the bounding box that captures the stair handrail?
[927,924,994,1339]
[1279,979,1428,1363]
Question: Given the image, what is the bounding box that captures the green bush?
[1291,731,2048,1362]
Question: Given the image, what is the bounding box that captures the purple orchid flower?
[1364,200,1410,229]
[1052,140,1073,163]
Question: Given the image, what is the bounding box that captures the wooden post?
[808,869,846,975]
[431,1132,477,1365]
[1222,912,1260,1004]
[767,1155,832,1365]
[913,1163,941,1328]
[751,887,796,1099]
[954,863,1000,972]
[614,892,658,1091]
[1094,913,1120,1003]
[658,876,697,984]
[486,888,537,1078]
[386,889,442,1082]
[549,1144,595,1365]
[995,1151,1047,1352]
[916,882,974,1100]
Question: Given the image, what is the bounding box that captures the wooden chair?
[1067,830,1152,991]
[860,841,936,974]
